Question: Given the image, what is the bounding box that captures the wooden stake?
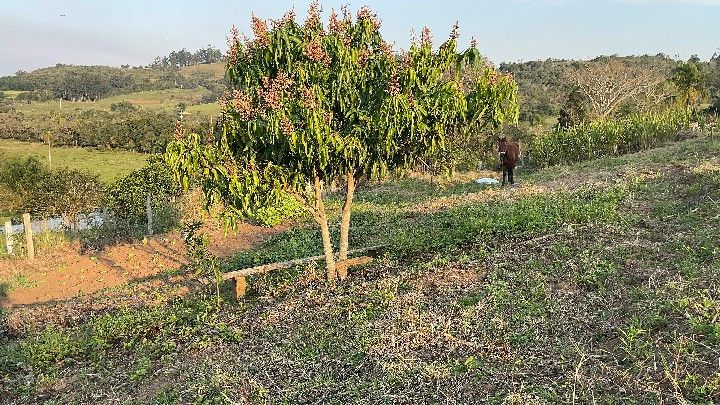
[4,221,13,256]
[336,256,374,280]
[235,276,247,298]
[23,213,34,260]
[146,193,153,235]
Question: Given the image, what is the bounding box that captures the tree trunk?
[338,172,356,270]
[313,176,337,284]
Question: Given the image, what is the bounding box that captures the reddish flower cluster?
[304,1,322,29]
[173,122,185,141]
[226,25,241,64]
[379,41,394,59]
[407,90,415,107]
[259,71,294,110]
[356,6,381,30]
[224,159,238,177]
[273,9,296,28]
[251,14,270,47]
[421,27,432,48]
[450,21,460,40]
[341,5,352,22]
[358,49,371,67]
[304,37,329,65]
[470,37,478,49]
[300,86,317,110]
[387,74,400,96]
[279,114,295,135]
[401,52,412,69]
[328,9,345,34]
[488,71,499,86]
[231,90,255,120]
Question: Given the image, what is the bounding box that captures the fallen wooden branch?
[336,255,374,279]
[224,245,385,297]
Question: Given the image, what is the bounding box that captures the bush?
[248,192,305,227]
[22,169,105,228]
[0,156,47,217]
[0,156,46,195]
[106,156,182,232]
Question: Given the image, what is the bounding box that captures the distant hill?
[0,45,229,103]
[0,62,228,103]
[0,60,227,154]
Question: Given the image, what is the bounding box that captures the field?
[4,62,226,117]
[1,135,718,403]
[0,139,148,183]
[1,91,24,100]
[10,88,221,117]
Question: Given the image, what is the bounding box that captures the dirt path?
[0,223,284,308]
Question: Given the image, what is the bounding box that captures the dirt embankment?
[0,223,284,308]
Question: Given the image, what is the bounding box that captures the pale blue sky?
[1,0,718,75]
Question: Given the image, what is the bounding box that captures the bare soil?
[0,223,284,308]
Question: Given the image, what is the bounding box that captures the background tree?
[708,53,720,113]
[671,56,707,110]
[500,59,570,123]
[166,4,518,283]
[567,57,668,118]
[557,89,590,129]
[23,169,104,228]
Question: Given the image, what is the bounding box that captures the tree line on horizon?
[0,43,718,160]
[0,45,226,102]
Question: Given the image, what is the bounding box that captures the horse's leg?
[502,167,507,186]
[509,167,515,185]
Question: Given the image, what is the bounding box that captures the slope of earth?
[1,135,719,403]
[0,223,285,309]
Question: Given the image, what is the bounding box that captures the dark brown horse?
[497,137,520,186]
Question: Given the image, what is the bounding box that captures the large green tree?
[166,4,518,283]
[671,56,707,109]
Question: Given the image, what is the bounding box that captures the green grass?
[186,102,223,116]
[178,61,226,79]
[12,88,218,116]
[0,139,148,182]
[1,136,719,403]
[1,91,24,100]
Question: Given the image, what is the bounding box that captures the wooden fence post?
[146,193,153,235]
[4,221,13,256]
[23,213,34,259]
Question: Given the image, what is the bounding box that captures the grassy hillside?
[1,62,226,117]
[3,62,225,115]
[11,88,221,116]
[0,91,23,100]
[0,139,148,183]
[178,62,226,80]
[1,135,718,402]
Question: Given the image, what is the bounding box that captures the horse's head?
[497,136,509,150]
[497,137,509,157]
